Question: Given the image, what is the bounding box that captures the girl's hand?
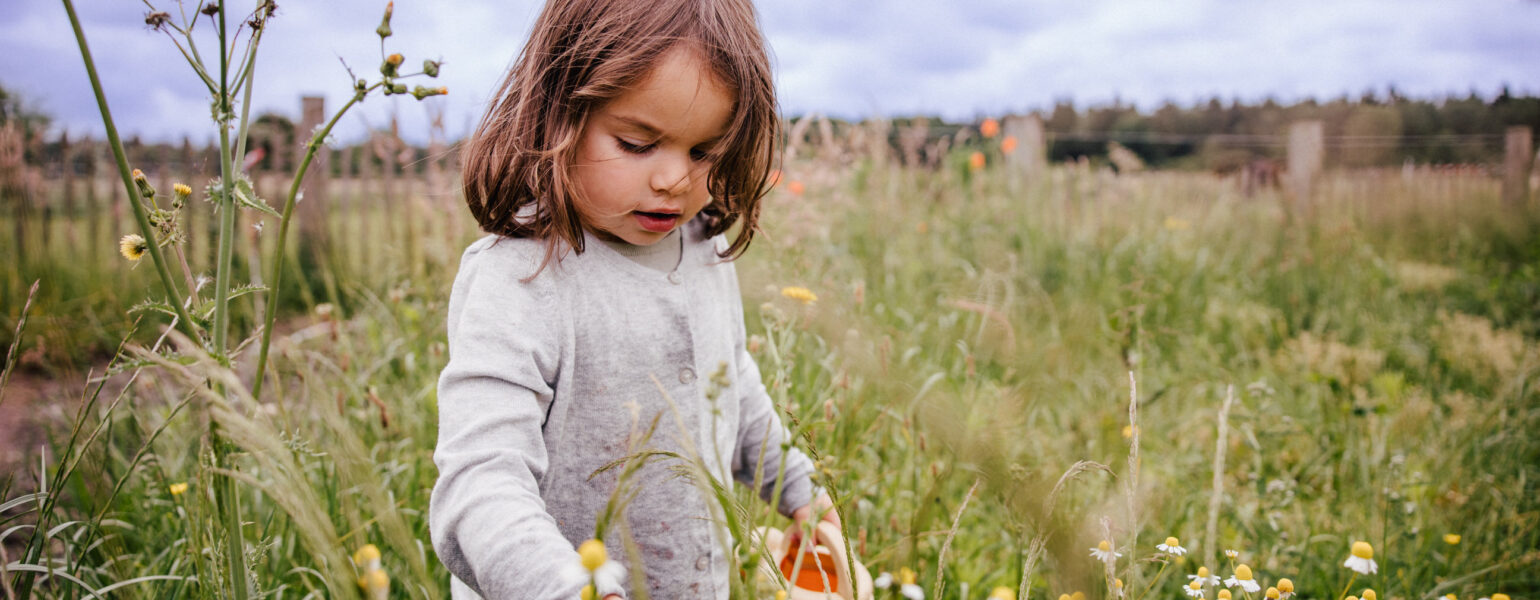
[786,492,841,550]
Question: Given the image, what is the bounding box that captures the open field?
[2,154,1538,599]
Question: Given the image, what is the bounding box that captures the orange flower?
[1000,135,1018,155]
[787,180,805,195]
[980,118,1000,139]
[969,151,986,171]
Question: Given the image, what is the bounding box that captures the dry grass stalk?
[933,477,981,600]
[1205,384,1235,568]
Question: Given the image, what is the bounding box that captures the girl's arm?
[728,340,819,515]
[430,244,628,600]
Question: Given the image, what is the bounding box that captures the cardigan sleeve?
[429,241,627,600]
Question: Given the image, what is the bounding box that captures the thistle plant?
[57,1,443,597]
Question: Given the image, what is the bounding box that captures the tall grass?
[3,144,1538,598]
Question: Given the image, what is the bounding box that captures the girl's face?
[571,45,734,246]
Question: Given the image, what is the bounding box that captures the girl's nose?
[650,155,693,197]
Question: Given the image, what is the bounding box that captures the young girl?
[429,0,837,598]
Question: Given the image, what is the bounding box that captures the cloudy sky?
[4,0,1537,144]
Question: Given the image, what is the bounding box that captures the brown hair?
[461,0,779,272]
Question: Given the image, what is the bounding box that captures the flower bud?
[422,59,441,78]
[376,1,393,39]
[132,169,156,200]
[411,85,447,100]
[389,83,408,95]
[381,53,403,77]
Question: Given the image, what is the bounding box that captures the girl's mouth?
[633,211,679,233]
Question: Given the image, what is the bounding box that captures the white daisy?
[1185,582,1205,599]
[901,583,925,600]
[1158,537,1188,556]
[875,572,893,590]
[1277,579,1295,600]
[1224,565,1261,593]
[1089,540,1122,563]
[1343,541,1378,575]
[1188,567,1221,586]
[1224,549,1240,560]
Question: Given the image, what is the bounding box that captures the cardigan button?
[679,367,697,384]
[695,555,710,571]
[667,271,681,284]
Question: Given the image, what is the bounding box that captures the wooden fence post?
[1504,126,1533,209]
[1002,114,1047,177]
[299,95,331,261]
[1287,120,1324,215]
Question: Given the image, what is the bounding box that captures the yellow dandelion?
[119,234,148,261]
[1344,541,1377,574]
[781,286,818,305]
[352,543,382,572]
[991,587,1016,600]
[357,568,389,600]
[578,539,607,572]
[168,482,188,496]
[173,183,192,197]
[1443,533,1460,545]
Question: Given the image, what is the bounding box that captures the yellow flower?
[357,568,389,600]
[173,183,192,197]
[980,118,1000,139]
[1218,590,1233,600]
[1443,533,1460,545]
[1344,541,1377,574]
[1443,595,1455,600]
[991,586,1016,600]
[1277,578,1295,599]
[353,543,382,572]
[119,234,148,261]
[899,567,918,586]
[1164,216,1191,231]
[775,591,788,600]
[168,482,188,496]
[578,539,607,572]
[1158,536,1187,556]
[781,286,818,305]
[1491,594,1511,600]
[1184,581,1204,599]
[386,53,403,66]
[581,584,596,600]
[1362,589,1377,600]
[1267,588,1280,600]
[1090,540,1122,562]
[1225,564,1260,593]
[1001,135,1018,155]
[1072,592,1086,600]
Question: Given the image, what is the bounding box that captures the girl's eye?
[615,138,654,154]
[689,148,711,162]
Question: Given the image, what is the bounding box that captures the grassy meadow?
[2,143,1538,599]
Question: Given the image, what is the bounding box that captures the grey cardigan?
[431,221,816,599]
